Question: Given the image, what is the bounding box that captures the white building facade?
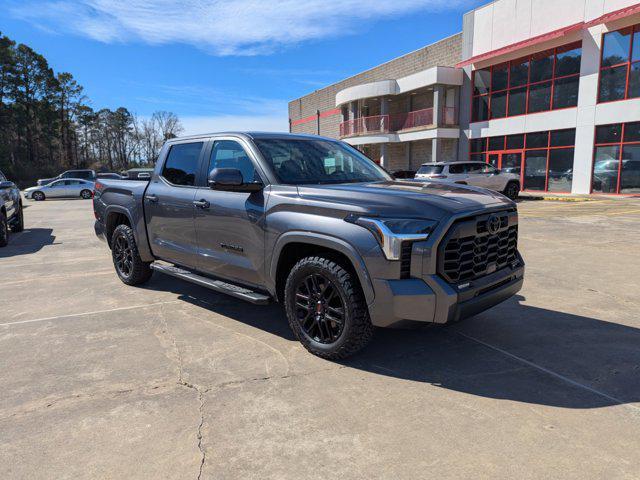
[459,0,640,194]
[289,0,640,194]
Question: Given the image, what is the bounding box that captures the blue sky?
[1,0,485,134]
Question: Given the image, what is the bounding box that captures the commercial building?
[288,0,640,194]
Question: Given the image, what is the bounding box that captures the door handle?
[193,199,210,209]
[146,194,158,203]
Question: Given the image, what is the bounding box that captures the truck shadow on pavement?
[0,228,56,258]
[144,275,639,410]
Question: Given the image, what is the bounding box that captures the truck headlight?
[347,216,437,260]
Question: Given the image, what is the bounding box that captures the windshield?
[254,138,391,185]
[417,165,444,175]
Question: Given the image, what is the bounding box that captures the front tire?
[504,182,520,200]
[32,191,45,201]
[80,189,93,199]
[0,212,8,247]
[11,203,24,233]
[111,224,153,285]
[284,256,373,360]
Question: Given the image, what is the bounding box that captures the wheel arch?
[270,232,375,305]
[105,207,133,249]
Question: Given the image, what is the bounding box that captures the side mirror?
[208,168,262,192]
[494,169,501,175]
[0,181,14,189]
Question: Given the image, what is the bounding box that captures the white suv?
[414,162,521,200]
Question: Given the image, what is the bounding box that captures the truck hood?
[296,181,514,220]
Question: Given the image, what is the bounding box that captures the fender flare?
[104,205,155,262]
[270,231,375,305]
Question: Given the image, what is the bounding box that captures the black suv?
[0,169,24,247]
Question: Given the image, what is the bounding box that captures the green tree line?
[0,32,183,187]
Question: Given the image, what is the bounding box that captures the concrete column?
[380,144,388,169]
[432,138,442,163]
[572,25,605,194]
[380,97,389,132]
[433,85,444,126]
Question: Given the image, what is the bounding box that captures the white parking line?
[456,331,640,413]
[0,301,181,327]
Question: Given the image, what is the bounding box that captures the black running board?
[150,262,271,305]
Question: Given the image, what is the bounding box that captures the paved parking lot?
[1,197,639,479]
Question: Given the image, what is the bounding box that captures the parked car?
[24,178,95,201]
[0,169,24,247]
[121,168,154,180]
[37,169,96,186]
[94,132,524,359]
[415,161,521,200]
[97,172,123,180]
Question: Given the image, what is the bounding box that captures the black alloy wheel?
[294,273,346,344]
[505,182,519,200]
[81,189,93,199]
[113,231,134,279]
[33,191,45,201]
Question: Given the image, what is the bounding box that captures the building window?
[598,24,640,103]
[472,42,582,122]
[469,129,576,192]
[592,122,640,194]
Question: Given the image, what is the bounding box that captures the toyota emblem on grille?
[487,215,501,235]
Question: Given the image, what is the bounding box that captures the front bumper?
[368,256,524,328]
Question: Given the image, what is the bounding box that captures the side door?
[464,163,486,187]
[144,141,206,269]
[65,180,82,197]
[193,138,268,287]
[47,179,67,197]
[480,164,505,190]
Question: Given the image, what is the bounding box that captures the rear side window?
[448,164,465,174]
[162,142,204,186]
[417,165,444,175]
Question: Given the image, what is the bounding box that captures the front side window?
[162,142,204,186]
[254,138,390,185]
[471,42,582,122]
[209,140,258,183]
[593,122,640,194]
[599,24,640,103]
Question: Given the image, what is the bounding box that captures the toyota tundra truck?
[93,132,524,359]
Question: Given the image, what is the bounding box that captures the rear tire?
[32,191,45,201]
[111,224,153,285]
[10,203,24,233]
[0,212,8,247]
[80,189,93,199]
[504,182,520,200]
[284,256,373,360]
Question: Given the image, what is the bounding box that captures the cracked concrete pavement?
[0,197,639,479]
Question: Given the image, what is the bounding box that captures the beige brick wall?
[410,140,433,169]
[288,33,462,138]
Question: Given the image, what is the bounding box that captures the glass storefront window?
[593,146,620,193]
[471,42,581,122]
[470,129,575,193]
[621,145,640,194]
[599,24,640,103]
[547,148,574,192]
[524,150,548,191]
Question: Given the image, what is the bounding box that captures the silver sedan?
[24,178,95,201]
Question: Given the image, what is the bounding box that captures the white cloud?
[10,0,471,55]
[179,113,289,136]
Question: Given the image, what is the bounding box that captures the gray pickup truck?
[0,169,24,247]
[93,132,524,359]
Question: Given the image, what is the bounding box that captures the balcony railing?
[339,115,390,137]
[340,107,456,138]
[390,108,434,131]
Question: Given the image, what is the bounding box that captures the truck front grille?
[400,242,412,279]
[438,211,518,284]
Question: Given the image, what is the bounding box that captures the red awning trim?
[456,22,584,68]
[585,2,640,27]
[290,108,341,126]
